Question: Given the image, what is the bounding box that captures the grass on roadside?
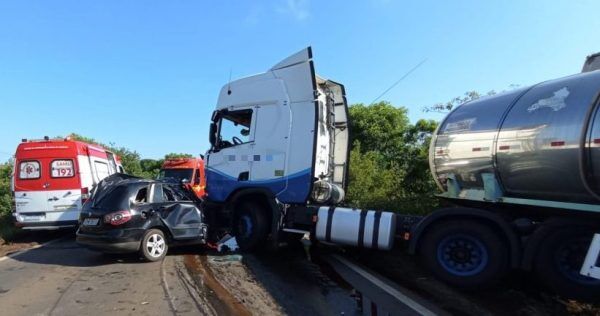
[0,213,22,244]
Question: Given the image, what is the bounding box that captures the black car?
[76,174,207,261]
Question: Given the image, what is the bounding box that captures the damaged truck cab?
[205,47,355,249]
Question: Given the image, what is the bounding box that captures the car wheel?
[233,202,269,251]
[534,227,600,302]
[140,229,168,262]
[420,220,509,289]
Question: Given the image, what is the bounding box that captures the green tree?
[164,153,194,159]
[0,161,17,242]
[140,159,162,179]
[0,162,13,217]
[349,101,410,156]
[345,102,439,214]
[422,91,485,113]
[68,133,145,177]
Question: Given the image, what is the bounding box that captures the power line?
[370,58,428,105]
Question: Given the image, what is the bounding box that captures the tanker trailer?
[406,69,600,302]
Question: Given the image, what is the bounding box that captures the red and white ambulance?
[11,137,123,229]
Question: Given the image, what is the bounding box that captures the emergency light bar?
[580,234,600,280]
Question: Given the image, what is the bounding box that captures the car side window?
[163,186,177,202]
[134,187,148,204]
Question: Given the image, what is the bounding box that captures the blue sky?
[0,0,598,159]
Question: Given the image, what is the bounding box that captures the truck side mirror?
[209,123,217,147]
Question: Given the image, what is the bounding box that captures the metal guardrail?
[323,254,447,316]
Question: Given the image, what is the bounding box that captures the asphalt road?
[0,237,210,316]
[0,237,360,316]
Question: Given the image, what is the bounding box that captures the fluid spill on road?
[183,254,251,316]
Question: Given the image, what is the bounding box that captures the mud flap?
[581,233,600,280]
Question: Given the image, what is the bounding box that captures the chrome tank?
[430,70,600,204]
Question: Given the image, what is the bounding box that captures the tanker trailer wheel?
[420,220,509,288]
[233,201,269,251]
[534,227,600,302]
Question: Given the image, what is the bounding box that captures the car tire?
[534,227,600,302]
[233,201,269,251]
[420,220,509,289]
[140,229,168,262]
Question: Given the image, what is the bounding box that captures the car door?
[151,184,204,240]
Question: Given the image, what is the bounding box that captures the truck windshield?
[159,169,194,182]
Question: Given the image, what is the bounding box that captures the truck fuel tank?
[315,207,397,250]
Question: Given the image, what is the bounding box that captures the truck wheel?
[234,202,269,251]
[420,220,509,288]
[140,229,168,262]
[534,227,600,302]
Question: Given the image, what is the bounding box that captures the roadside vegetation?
[0,95,481,242]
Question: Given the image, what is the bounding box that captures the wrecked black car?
[76,174,207,261]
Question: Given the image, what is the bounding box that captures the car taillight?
[81,187,90,204]
[104,210,132,226]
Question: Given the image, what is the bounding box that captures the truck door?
[250,104,288,182]
[206,108,256,201]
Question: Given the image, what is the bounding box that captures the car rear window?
[92,185,132,209]
[19,160,40,179]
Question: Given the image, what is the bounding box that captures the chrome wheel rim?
[146,233,165,258]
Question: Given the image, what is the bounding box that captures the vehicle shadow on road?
[8,236,149,267]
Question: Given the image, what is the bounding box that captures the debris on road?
[216,234,239,253]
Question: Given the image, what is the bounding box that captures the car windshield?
[159,168,194,182]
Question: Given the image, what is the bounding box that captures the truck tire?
[233,201,269,251]
[534,227,600,302]
[140,229,168,262]
[420,220,509,289]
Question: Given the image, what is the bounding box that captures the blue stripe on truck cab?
[205,168,312,204]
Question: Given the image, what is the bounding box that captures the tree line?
[1,96,484,236]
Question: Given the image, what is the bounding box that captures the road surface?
[0,237,214,315]
[0,237,360,316]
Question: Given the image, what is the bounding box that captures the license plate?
[82,218,99,226]
[22,215,44,222]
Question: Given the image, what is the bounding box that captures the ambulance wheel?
[420,220,509,288]
[140,229,168,262]
[534,227,600,302]
[234,202,269,251]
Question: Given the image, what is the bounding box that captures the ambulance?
[12,136,123,229]
[158,157,205,198]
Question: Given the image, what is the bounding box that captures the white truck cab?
[206,47,349,205]
[204,48,397,254]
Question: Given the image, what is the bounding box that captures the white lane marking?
[0,237,67,263]
[331,254,437,316]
